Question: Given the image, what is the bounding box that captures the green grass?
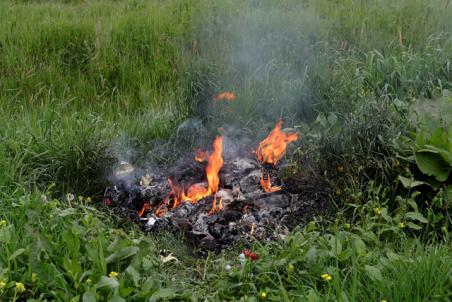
[0,0,451,300]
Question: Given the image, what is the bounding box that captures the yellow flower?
[15,282,25,293]
[86,197,92,203]
[261,291,267,299]
[0,220,7,227]
[86,278,92,285]
[381,300,388,302]
[288,264,294,273]
[108,271,119,278]
[344,223,351,230]
[321,273,332,281]
[0,281,6,290]
[399,222,406,228]
[393,159,400,167]
[374,207,382,215]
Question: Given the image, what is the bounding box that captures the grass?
[0,0,451,300]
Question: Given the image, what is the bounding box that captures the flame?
[260,173,282,193]
[159,136,224,216]
[209,195,223,215]
[195,149,209,163]
[256,120,298,165]
[138,203,151,217]
[213,91,236,101]
[155,202,168,217]
[205,136,223,193]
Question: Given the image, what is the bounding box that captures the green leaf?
[415,151,450,181]
[315,113,327,127]
[430,128,449,150]
[306,289,321,302]
[149,288,176,302]
[95,276,119,289]
[352,236,366,256]
[58,208,77,217]
[9,248,26,260]
[327,113,338,125]
[0,227,11,243]
[365,265,382,282]
[106,247,139,264]
[126,266,141,286]
[328,235,342,255]
[109,296,126,302]
[405,212,428,224]
[398,175,428,189]
[70,296,80,302]
[406,222,422,230]
[82,289,96,302]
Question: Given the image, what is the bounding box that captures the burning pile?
[104,120,329,252]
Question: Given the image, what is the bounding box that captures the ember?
[103,120,329,252]
[209,196,223,215]
[260,173,282,193]
[213,91,236,101]
[195,149,209,163]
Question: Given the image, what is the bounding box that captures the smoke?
[191,0,323,129]
[108,1,323,178]
[107,134,144,187]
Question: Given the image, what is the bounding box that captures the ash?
[103,157,329,252]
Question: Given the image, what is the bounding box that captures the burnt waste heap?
[103,120,330,252]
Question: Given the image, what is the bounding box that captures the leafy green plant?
[415,123,452,182]
[396,97,452,209]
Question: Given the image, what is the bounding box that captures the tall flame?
[155,136,224,217]
[256,120,298,165]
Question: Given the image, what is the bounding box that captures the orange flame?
[209,195,223,215]
[260,173,282,193]
[213,91,236,101]
[155,202,168,217]
[157,136,224,217]
[256,120,298,165]
[195,149,210,163]
[138,203,151,217]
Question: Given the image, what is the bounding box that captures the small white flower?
[41,194,48,203]
[66,193,75,203]
[225,264,232,271]
[239,253,246,262]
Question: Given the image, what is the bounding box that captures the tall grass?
[0,0,451,300]
[0,0,450,195]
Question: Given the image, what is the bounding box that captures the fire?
[155,202,168,217]
[138,203,151,217]
[155,136,224,217]
[209,195,223,215]
[195,149,209,163]
[213,91,236,101]
[256,120,298,165]
[260,173,282,193]
[256,120,298,193]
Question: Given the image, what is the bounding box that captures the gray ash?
[103,156,330,252]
